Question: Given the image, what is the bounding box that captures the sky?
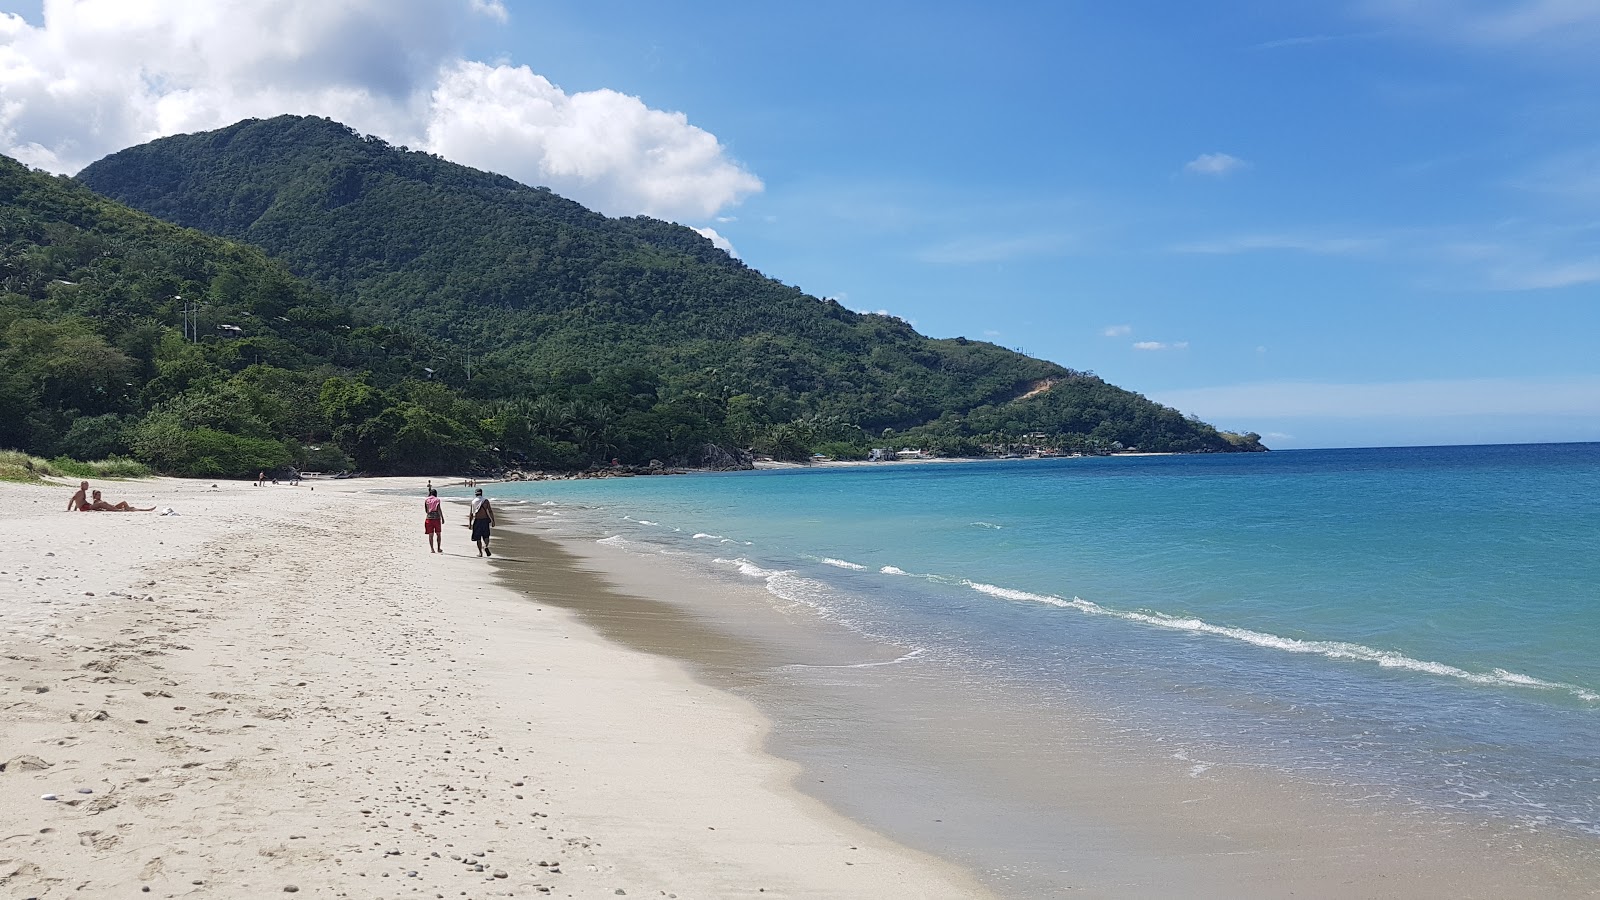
[2,1,1598,449]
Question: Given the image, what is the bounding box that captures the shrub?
[46,456,152,479]
[57,414,131,461]
[0,449,151,483]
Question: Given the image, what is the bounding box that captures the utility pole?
[178,296,204,344]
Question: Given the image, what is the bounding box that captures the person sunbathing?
[67,480,90,511]
[87,489,154,512]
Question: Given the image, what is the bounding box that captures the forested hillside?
[77,115,1261,456]
[0,154,496,474]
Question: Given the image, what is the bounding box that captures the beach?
[6,465,1599,899]
[0,477,982,898]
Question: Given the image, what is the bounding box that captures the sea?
[481,443,1600,888]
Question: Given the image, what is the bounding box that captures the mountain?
[77,115,1263,456]
[0,154,499,475]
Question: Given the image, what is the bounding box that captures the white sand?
[0,477,985,898]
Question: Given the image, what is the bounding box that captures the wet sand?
[508,511,1600,898]
[0,477,983,898]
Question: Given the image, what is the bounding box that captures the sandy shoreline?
[0,477,983,898]
[498,486,1600,898]
[750,451,1175,470]
[8,475,1598,899]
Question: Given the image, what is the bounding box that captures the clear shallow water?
[485,445,1600,838]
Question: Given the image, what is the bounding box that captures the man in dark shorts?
[469,488,494,557]
[424,488,445,553]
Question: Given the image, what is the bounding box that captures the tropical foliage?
[74,115,1262,463]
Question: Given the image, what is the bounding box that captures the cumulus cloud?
[426,61,761,219]
[691,226,739,258]
[467,0,508,23]
[1183,152,1250,177]
[1133,340,1188,351]
[1103,324,1132,337]
[0,0,761,221]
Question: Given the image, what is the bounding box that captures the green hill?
[0,154,506,475]
[77,115,1263,457]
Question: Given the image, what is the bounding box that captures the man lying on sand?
[85,489,154,512]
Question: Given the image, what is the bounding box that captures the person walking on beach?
[424,488,446,553]
[469,488,494,557]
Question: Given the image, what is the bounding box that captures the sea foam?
[963,580,1600,703]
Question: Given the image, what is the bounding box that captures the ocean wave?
[715,557,843,616]
[692,533,721,540]
[820,557,868,570]
[970,521,1004,529]
[963,581,1600,703]
[880,566,909,576]
[782,647,928,670]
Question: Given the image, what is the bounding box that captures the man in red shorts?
[424,488,445,553]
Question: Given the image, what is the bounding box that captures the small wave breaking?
[714,557,844,618]
[963,581,1600,703]
[782,648,929,670]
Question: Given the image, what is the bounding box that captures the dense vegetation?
[2,154,468,475]
[74,115,1262,462]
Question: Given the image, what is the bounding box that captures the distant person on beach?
[66,480,90,511]
[469,488,494,557]
[87,490,154,511]
[257,471,265,487]
[424,488,446,553]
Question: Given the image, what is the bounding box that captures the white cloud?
[1486,258,1600,290]
[691,226,739,258]
[915,232,1075,264]
[1103,325,1132,337]
[0,0,761,221]
[426,61,761,219]
[467,0,508,23]
[1254,33,1380,50]
[1173,222,1600,291]
[1359,0,1600,54]
[1512,145,1600,203]
[1133,340,1188,351]
[1152,375,1600,419]
[1173,233,1382,255]
[1183,152,1250,177]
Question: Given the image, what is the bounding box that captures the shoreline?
[752,451,1178,470]
[9,473,1598,898]
[0,477,984,898]
[504,489,1600,898]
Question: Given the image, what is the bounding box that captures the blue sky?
[3,1,1597,448]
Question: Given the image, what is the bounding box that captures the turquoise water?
[485,444,1600,838]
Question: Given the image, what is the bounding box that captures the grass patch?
[0,449,152,483]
